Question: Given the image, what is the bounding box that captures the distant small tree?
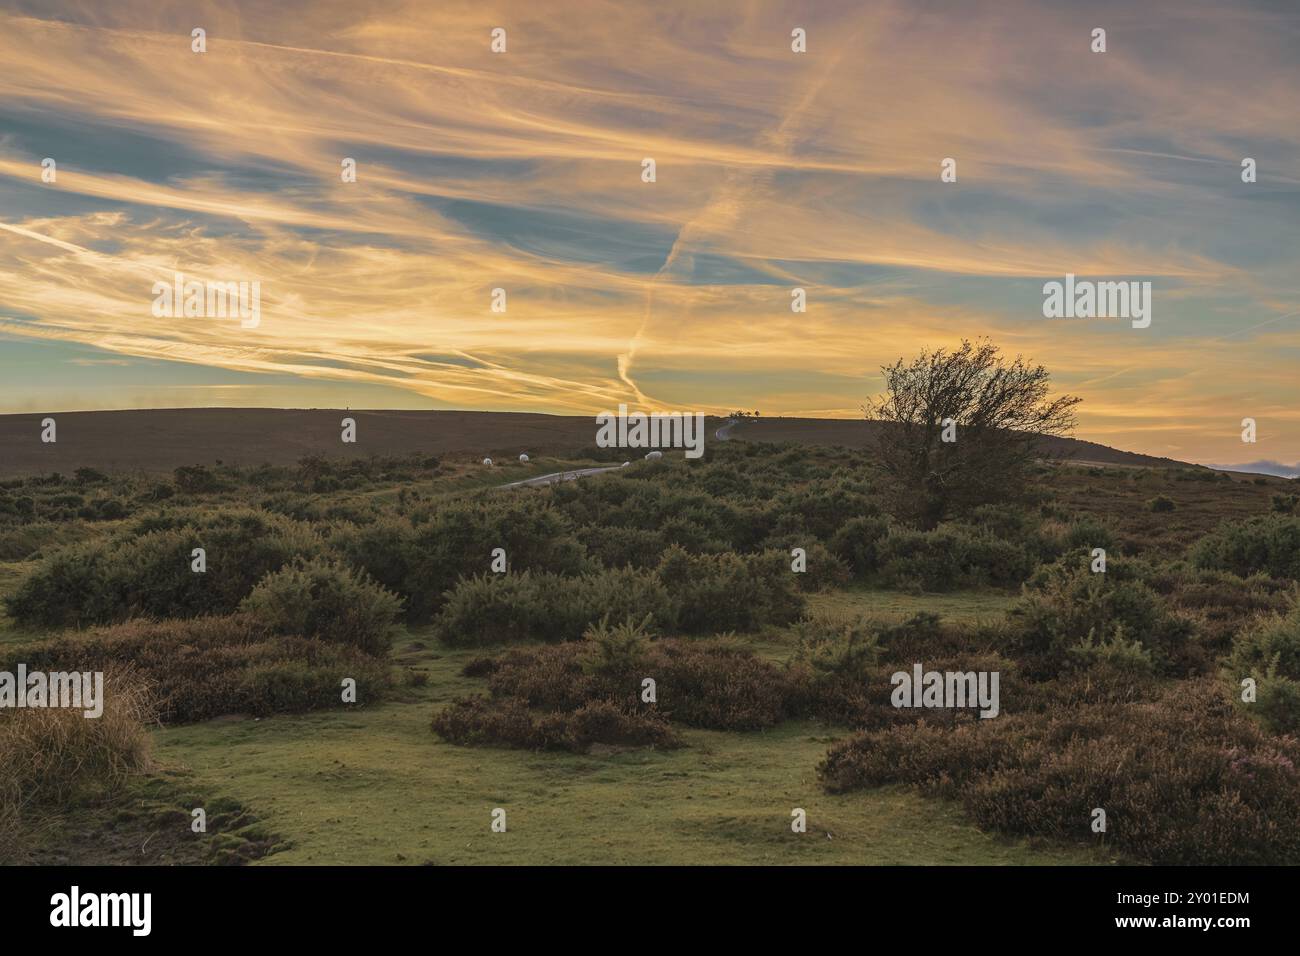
[865,339,1081,529]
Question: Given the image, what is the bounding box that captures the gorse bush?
[1008,560,1197,676]
[577,524,667,570]
[240,557,403,655]
[433,568,673,646]
[655,545,803,633]
[433,546,804,647]
[828,515,891,577]
[581,615,653,677]
[331,496,593,623]
[875,525,1036,591]
[1193,514,1300,580]
[774,479,881,541]
[1224,606,1300,733]
[5,509,322,628]
[788,615,882,683]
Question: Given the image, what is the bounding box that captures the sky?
[0,0,1297,466]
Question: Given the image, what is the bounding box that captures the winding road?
[496,464,628,490]
[498,418,741,490]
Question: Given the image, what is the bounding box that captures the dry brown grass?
[1048,465,1288,558]
[0,666,155,859]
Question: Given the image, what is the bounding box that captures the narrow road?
[497,464,627,490]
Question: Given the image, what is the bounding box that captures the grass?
[152,627,1116,866]
[807,587,1018,625]
[12,454,1253,865]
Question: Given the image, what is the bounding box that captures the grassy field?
[153,624,1112,866]
[4,440,1295,866]
[5,539,1099,865]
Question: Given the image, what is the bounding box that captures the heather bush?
[1143,565,1292,652]
[2,616,392,724]
[431,697,679,752]
[649,639,791,730]
[434,636,795,748]
[819,681,1300,864]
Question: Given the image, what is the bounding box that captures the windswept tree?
[865,339,1081,529]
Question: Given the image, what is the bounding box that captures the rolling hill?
[0,408,1196,476]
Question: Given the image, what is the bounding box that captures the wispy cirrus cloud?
[0,0,1297,462]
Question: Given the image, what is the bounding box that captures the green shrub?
[6,509,323,628]
[1065,630,1156,677]
[581,615,652,677]
[577,524,667,570]
[241,557,401,654]
[1271,494,1298,515]
[1062,515,1114,552]
[656,545,803,633]
[789,615,882,682]
[1008,561,1197,676]
[346,496,595,623]
[173,465,221,494]
[433,567,675,647]
[828,516,891,577]
[876,526,1035,591]
[1192,515,1300,580]
[326,516,415,601]
[1225,608,1300,733]
[1148,495,1175,512]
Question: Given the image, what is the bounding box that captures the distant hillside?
[726,417,1192,469]
[1208,460,1300,480]
[0,408,1196,476]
